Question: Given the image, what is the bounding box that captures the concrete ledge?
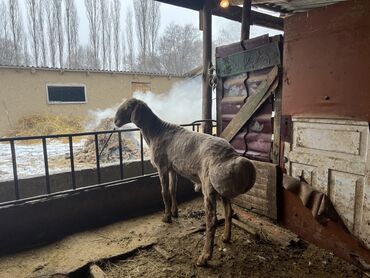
[0,174,197,255]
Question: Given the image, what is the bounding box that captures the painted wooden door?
[215,35,283,220]
[284,118,370,248]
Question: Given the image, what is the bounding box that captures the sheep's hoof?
[171,209,179,218]
[196,253,210,267]
[162,214,172,223]
[222,235,231,243]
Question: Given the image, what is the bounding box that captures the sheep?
[114,98,256,266]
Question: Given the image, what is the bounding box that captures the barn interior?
[0,0,369,277]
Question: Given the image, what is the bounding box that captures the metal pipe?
[10,140,20,200]
[202,0,212,134]
[68,136,76,189]
[95,134,101,184]
[140,132,144,175]
[42,138,51,194]
[99,128,115,157]
[118,132,124,179]
[0,122,213,143]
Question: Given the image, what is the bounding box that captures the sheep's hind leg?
[221,197,233,243]
[169,170,178,218]
[159,170,172,223]
[197,184,217,267]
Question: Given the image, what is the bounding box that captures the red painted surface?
[280,0,370,266]
[282,0,370,121]
[282,190,370,266]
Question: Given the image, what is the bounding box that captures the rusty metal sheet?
[216,42,281,78]
[246,133,272,153]
[221,95,274,162]
[220,67,277,142]
[223,74,248,97]
[230,132,247,154]
[221,97,246,115]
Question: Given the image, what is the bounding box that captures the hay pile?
[9,114,85,137]
[75,118,147,164]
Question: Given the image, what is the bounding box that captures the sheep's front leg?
[169,170,178,218]
[221,197,233,243]
[159,170,172,223]
[197,185,217,266]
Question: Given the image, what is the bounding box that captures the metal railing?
[0,120,216,206]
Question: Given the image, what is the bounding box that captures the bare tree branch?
[26,0,39,66]
[112,0,120,71]
[0,1,13,65]
[45,0,57,67]
[85,0,101,69]
[125,7,134,71]
[53,0,64,68]
[65,0,79,68]
[107,9,112,70]
[22,37,30,65]
[148,0,160,58]
[158,23,202,75]
[133,0,149,70]
[8,0,23,65]
[38,0,47,66]
[99,0,108,69]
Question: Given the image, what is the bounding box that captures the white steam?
[133,76,216,125]
[85,104,120,131]
[86,76,216,131]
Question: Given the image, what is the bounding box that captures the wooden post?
[241,0,252,41]
[202,0,212,134]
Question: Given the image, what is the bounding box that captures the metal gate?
[215,35,283,220]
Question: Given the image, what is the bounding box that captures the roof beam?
[213,5,284,30]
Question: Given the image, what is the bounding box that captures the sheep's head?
[114,98,149,128]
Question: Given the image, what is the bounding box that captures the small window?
[131,82,151,94]
[47,85,87,103]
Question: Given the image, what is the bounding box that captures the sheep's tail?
[235,156,256,192]
[210,156,256,199]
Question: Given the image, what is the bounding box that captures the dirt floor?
[0,198,366,278]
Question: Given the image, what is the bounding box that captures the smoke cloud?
[85,105,120,131]
[133,76,216,125]
[86,75,216,131]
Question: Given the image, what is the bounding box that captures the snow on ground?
[0,140,85,181]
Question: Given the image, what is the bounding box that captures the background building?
[0,66,184,136]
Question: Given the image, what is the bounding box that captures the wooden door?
[216,35,283,220]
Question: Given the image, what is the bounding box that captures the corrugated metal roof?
[0,64,185,78]
[156,0,348,15]
[250,0,348,14]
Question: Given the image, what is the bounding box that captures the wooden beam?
[202,0,213,134]
[213,6,283,31]
[251,10,284,30]
[241,0,252,40]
